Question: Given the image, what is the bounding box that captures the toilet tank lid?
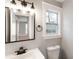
[47,45,60,50]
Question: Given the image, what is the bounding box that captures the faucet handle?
[15,47,28,55]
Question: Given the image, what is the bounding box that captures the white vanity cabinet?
[5,48,45,59]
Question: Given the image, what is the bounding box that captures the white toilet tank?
[47,45,60,59]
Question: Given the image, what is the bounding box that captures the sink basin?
[5,48,45,59]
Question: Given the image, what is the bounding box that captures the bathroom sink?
[5,48,45,59]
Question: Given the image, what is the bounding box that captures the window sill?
[42,34,62,40]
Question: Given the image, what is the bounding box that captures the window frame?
[42,2,62,39]
[46,10,58,34]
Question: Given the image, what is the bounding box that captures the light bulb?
[30,9,35,15]
[13,9,17,13]
[22,10,26,14]
[46,12,48,16]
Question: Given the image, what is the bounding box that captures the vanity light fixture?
[21,0,27,7]
[11,0,16,4]
[11,0,35,9]
[31,3,34,9]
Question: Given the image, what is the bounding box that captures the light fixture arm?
[11,0,35,9]
[18,0,34,6]
[11,0,16,4]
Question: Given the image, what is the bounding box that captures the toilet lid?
[47,45,60,51]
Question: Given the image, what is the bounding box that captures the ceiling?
[56,0,64,2]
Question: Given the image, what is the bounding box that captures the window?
[42,2,62,39]
[46,11,58,34]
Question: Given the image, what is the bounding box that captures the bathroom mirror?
[5,7,35,43]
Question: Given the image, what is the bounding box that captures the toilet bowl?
[47,45,60,59]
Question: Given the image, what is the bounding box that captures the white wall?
[5,0,62,59]
[62,0,73,59]
[43,0,62,8]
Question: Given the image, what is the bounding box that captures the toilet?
[47,45,60,59]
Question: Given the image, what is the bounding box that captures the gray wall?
[5,0,62,59]
[62,0,73,59]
